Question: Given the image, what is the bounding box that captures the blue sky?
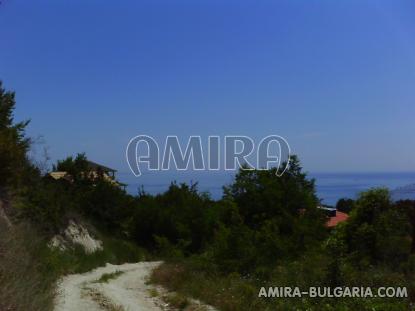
[1,0,415,178]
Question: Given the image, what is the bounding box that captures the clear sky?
[1,0,414,176]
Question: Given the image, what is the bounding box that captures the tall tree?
[0,81,31,190]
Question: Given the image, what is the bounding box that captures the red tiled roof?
[326,211,349,228]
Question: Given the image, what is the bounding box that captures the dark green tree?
[336,198,355,214]
[334,188,410,267]
[0,81,32,190]
[53,153,90,182]
[396,200,415,253]
[131,182,214,254]
[224,156,326,251]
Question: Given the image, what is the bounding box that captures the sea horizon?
[118,171,415,206]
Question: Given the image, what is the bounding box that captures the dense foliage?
[336,198,355,213]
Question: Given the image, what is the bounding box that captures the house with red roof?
[317,206,349,228]
[326,210,349,228]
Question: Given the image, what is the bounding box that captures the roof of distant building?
[86,160,117,173]
[326,211,349,228]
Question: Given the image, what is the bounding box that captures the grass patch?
[86,288,125,311]
[148,288,159,297]
[184,305,209,311]
[150,260,412,311]
[0,220,58,311]
[95,270,124,283]
[0,212,148,311]
[163,293,189,310]
[151,262,261,311]
[46,234,148,275]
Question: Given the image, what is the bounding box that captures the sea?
[118,171,415,207]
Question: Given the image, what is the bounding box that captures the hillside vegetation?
[0,82,146,311]
[1,81,415,310]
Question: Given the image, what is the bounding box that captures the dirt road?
[55,261,169,311]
